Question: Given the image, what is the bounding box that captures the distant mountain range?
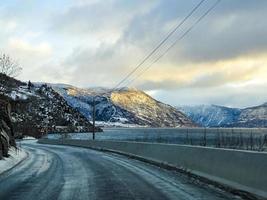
[177,105,241,127]
[45,83,267,128]
[4,73,265,129]
[51,85,196,128]
[177,103,267,128]
[234,102,267,127]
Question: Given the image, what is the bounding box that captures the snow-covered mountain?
[0,73,97,138]
[177,103,267,128]
[51,85,197,127]
[177,105,241,127]
[231,102,267,127]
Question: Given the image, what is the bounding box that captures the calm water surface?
[47,128,267,150]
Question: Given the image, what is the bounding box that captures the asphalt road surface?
[0,140,246,200]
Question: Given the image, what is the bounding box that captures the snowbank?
[23,136,36,140]
[94,121,145,128]
[0,147,27,174]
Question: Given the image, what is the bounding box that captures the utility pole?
[92,97,96,140]
[203,127,207,146]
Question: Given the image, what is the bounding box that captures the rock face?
[0,73,98,139]
[12,85,100,138]
[0,96,16,159]
[53,86,197,127]
[178,103,267,128]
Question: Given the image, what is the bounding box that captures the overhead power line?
[124,0,221,88]
[112,0,206,91]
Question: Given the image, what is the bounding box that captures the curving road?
[0,140,245,200]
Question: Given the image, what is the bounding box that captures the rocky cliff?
[0,95,16,159]
[0,73,99,139]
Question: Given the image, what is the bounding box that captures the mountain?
[51,85,197,127]
[177,105,241,127]
[0,73,98,138]
[231,103,267,127]
[177,103,267,128]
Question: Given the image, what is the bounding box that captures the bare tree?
[0,53,22,93]
[0,53,22,77]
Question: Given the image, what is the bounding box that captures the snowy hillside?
[51,85,197,127]
[0,74,97,138]
[177,105,241,127]
[232,102,267,127]
[178,103,267,128]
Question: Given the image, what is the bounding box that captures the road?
[0,140,245,200]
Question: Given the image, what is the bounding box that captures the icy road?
[0,140,245,200]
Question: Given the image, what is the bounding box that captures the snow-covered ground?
[8,86,40,101]
[0,147,27,174]
[0,141,243,200]
[94,120,145,128]
[23,136,36,140]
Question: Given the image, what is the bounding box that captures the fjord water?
[48,128,267,150]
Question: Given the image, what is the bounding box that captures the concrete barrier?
[39,139,267,199]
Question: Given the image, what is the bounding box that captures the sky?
[0,0,267,108]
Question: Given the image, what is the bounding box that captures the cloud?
[7,37,52,57]
[0,0,267,107]
[135,53,267,90]
[1,37,53,82]
[61,40,147,87]
[154,81,267,108]
[5,21,17,32]
[51,0,155,43]
[119,0,267,63]
[49,0,267,91]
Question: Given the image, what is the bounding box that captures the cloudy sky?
[0,0,267,108]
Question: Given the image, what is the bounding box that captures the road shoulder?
[0,146,28,175]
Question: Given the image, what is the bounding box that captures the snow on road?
[0,146,27,174]
[0,140,249,200]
